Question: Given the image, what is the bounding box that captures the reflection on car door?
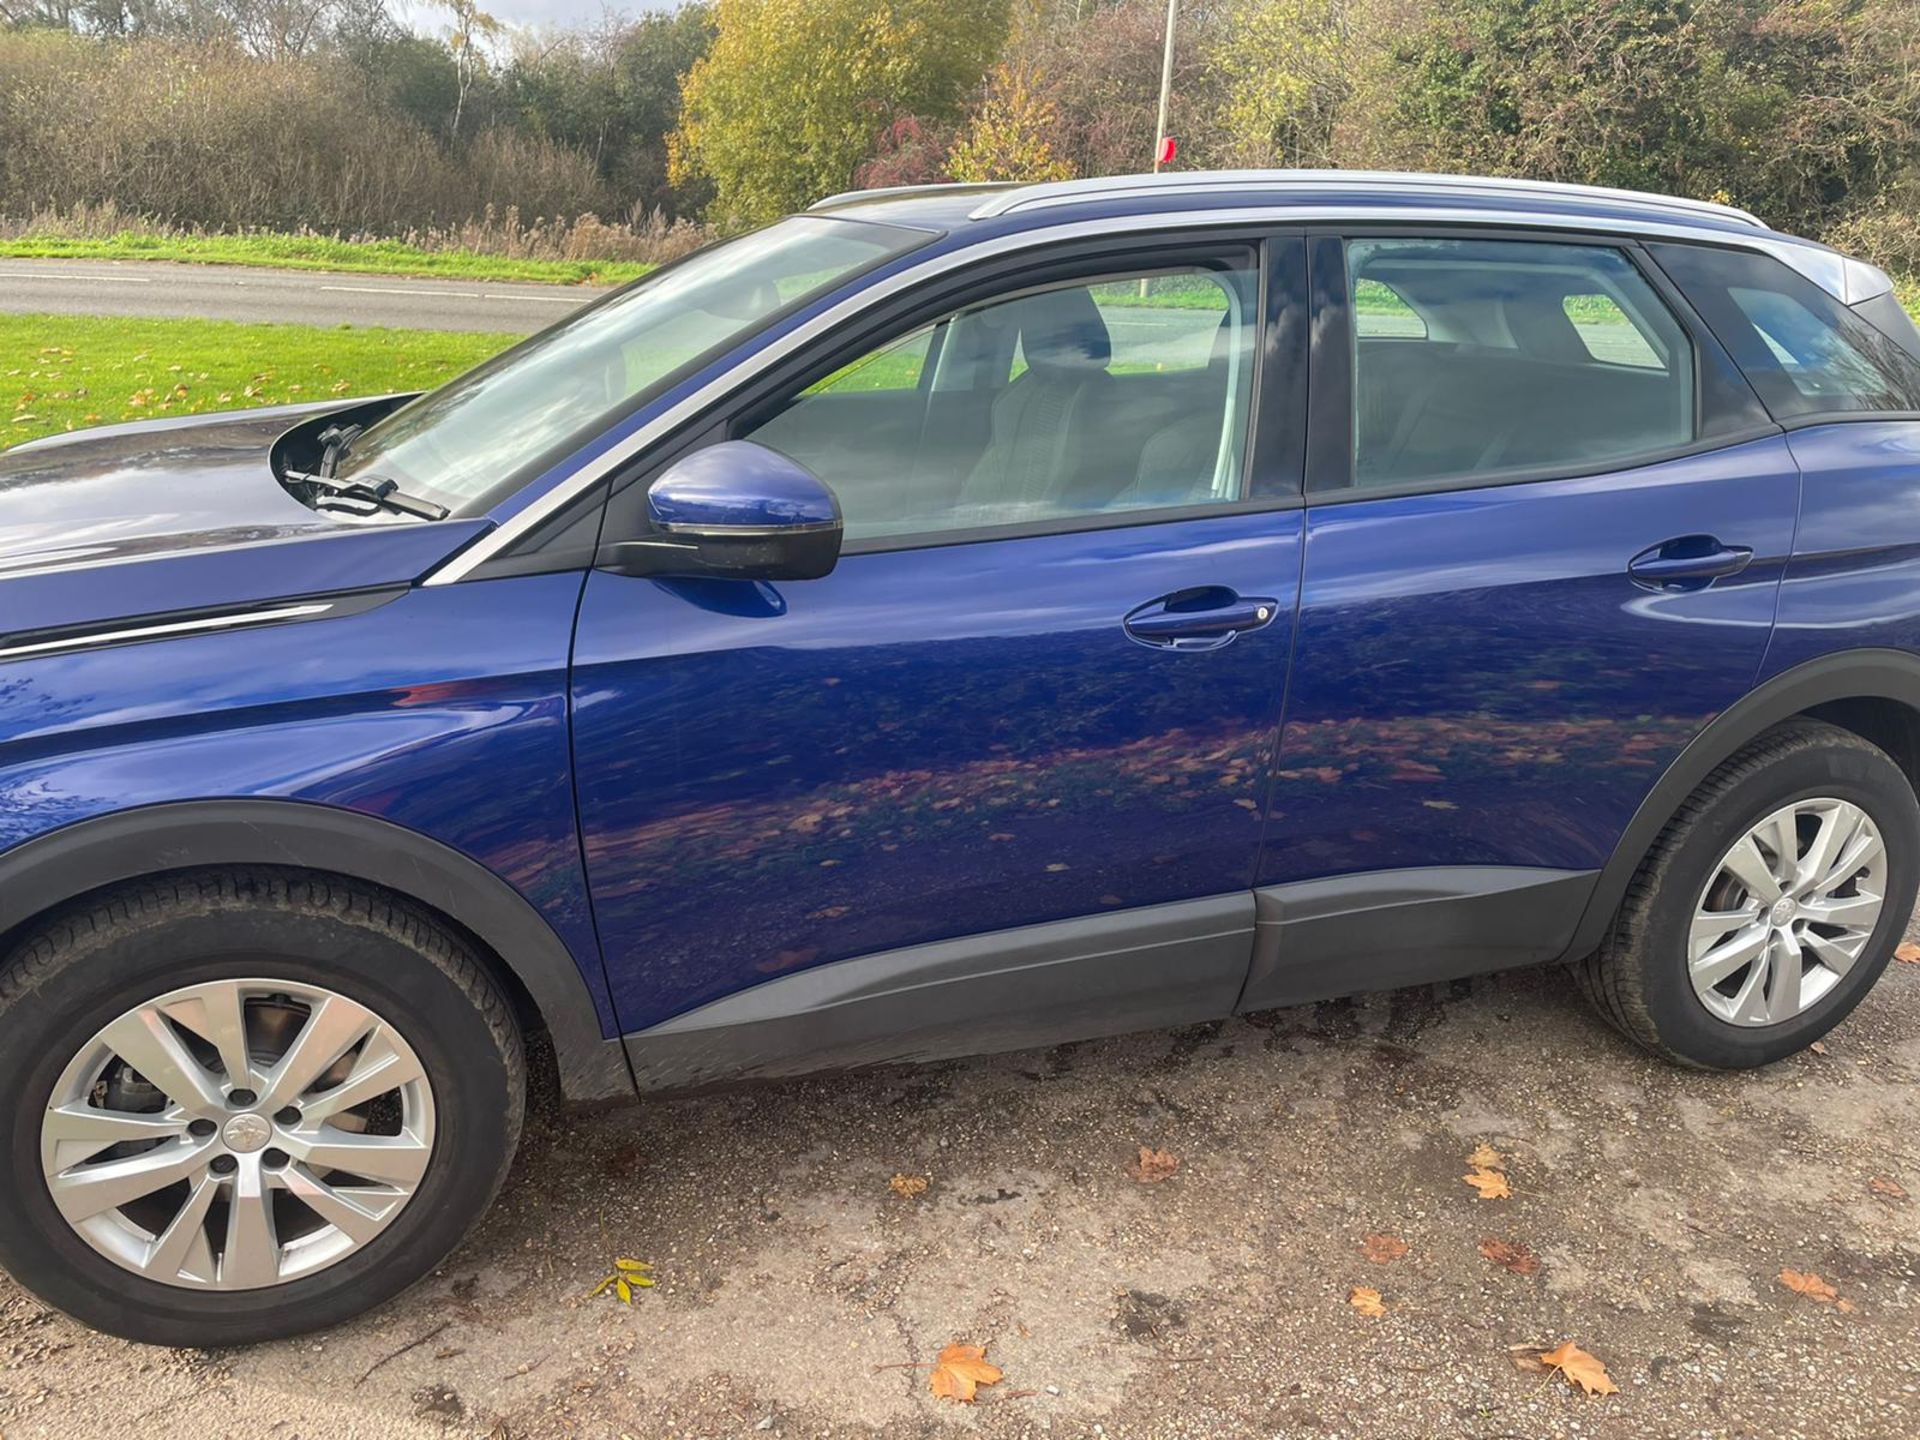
[1242,233,1799,1009]
[569,237,1310,1085]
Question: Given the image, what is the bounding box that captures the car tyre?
[1580,719,1920,1068]
[0,867,523,1346]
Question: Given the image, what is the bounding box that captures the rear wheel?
[1581,720,1920,1068]
[0,869,523,1345]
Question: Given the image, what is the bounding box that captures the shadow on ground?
[7,939,1920,1439]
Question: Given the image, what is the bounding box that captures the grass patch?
[0,231,654,286]
[2,313,513,452]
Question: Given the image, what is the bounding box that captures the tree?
[435,0,500,137]
[1208,0,1351,167]
[947,63,1073,181]
[671,0,1012,227]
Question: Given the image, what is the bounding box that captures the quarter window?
[1346,238,1696,488]
[746,260,1260,542]
[1649,242,1920,419]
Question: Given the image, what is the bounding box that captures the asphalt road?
[0,258,605,334]
[8,913,1920,1438]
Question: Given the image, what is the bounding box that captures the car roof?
[810,169,1765,234]
[807,168,1892,308]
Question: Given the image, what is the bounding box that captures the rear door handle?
[1627,536,1754,591]
[1123,588,1281,651]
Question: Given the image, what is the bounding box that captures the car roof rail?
[809,181,1017,213]
[966,169,1769,230]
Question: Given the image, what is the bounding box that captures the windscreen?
[332,215,932,514]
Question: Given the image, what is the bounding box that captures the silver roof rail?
[968,169,1768,230]
[810,181,1015,213]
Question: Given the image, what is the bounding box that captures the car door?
[1241,231,1801,1009]
[569,235,1310,1083]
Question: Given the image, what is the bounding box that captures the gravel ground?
[7,917,1920,1440]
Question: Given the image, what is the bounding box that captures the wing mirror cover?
[598,441,843,582]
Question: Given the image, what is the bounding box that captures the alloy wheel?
[39,978,434,1290]
[1689,797,1889,1027]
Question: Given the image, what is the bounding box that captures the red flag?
[1156,135,1178,166]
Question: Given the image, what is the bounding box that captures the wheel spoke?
[144,1172,221,1284]
[290,1130,431,1186]
[1800,925,1867,978]
[162,984,258,1093]
[98,1008,225,1114]
[42,1102,185,1162]
[1727,944,1774,1025]
[1722,834,1784,904]
[1765,930,1803,1022]
[1690,922,1768,988]
[283,1167,400,1244]
[47,1138,208,1222]
[260,995,376,1111]
[1799,891,1883,930]
[298,1032,425,1126]
[221,1165,281,1289]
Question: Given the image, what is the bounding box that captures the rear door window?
[1342,238,1696,489]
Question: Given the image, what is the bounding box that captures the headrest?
[1014,287,1112,378]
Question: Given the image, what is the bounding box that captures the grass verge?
[2,313,514,452]
[0,231,653,286]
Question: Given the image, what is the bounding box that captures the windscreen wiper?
[285,468,449,521]
[314,423,363,478]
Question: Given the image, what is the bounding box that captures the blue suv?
[6,171,1920,1346]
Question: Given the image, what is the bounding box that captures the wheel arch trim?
[1566,648,1920,960]
[0,798,635,1104]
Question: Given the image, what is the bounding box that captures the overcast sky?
[395,0,673,38]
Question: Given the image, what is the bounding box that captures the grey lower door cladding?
[1237,865,1598,1012]
[622,892,1256,1091]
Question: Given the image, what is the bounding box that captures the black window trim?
[1303,222,1783,506]
[584,226,1314,564]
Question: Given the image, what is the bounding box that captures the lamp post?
[1152,0,1178,172]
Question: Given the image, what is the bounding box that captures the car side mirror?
[596,441,843,582]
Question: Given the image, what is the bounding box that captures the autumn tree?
[946,63,1073,182]
[1208,0,1352,168]
[670,0,1012,227]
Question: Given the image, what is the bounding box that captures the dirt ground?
[8,919,1920,1440]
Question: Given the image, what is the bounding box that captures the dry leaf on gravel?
[1479,1238,1541,1275]
[928,1344,1003,1404]
[1539,1342,1619,1397]
[888,1173,929,1199]
[1347,1286,1387,1317]
[1869,1176,1909,1203]
[1361,1233,1409,1264]
[1468,1142,1506,1171]
[1780,1269,1840,1304]
[1463,1167,1512,1200]
[1895,942,1920,964]
[1128,1146,1180,1184]
[586,1258,655,1304]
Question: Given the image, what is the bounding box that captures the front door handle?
[1123,588,1281,651]
[1627,536,1754,592]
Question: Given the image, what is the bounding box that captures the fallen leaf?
[1895,942,1920,964]
[1780,1268,1839,1304]
[1809,1040,1829,1055]
[1361,1233,1409,1264]
[1128,1146,1180,1183]
[587,1258,656,1303]
[1347,1285,1387,1317]
[1479,1237,1541,1275]
[1540,1341,1618,1397]
[1463,1167,1512,1200]
[1467,1142,1506,1171]
[1869,1176,1908,1203]
[888,1173,929,1199]
[928,1343,1003,1403]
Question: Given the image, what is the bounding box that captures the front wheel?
[0,869,524,1345]
[1581,719,1920,1068]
